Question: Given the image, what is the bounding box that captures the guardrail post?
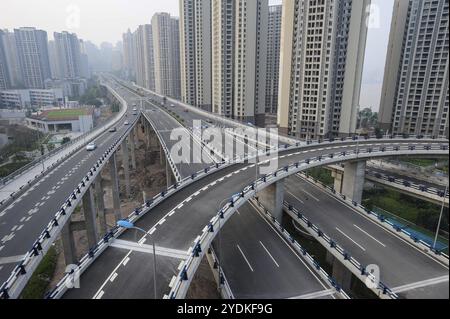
[109,153,122,222]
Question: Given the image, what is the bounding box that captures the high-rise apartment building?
[233,0,269,126]
[0,30,22,89]
[152,13,181,99]
[278,0,370,139]
[212,0,235,118]
[180,0,212,111]
[0,30,10,90]
[378,0,449,137]
[265,5,282,115]
[132,25,155,91]
[14,27,51,89]
[122,30,136,80]
[53,31,83,79]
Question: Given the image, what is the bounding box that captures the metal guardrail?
[250,198,351,299]
[281,200,396,299]
[165,144,447,299]
[298,172,450,260]
[0,84,136,299]
[8,134,448,299]
[365,170,449,199]
[0,81,128,210]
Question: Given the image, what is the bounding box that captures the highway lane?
[284,175,449,299]
[0,106,138,283]
[59,134,446,298]
[211,202,335,299]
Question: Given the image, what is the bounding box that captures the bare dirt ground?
[186,256,221,299]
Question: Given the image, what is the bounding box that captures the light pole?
[117,220,157,299]
[433,184,448,250]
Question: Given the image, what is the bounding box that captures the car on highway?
[132,107,137,111]
[109,127,117,132]
[86,142,97,151]
[124,121,130,125]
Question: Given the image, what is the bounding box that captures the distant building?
[53,31,83,79]
[26,107,94,133]
[0,29,23,89]
[378,0,449,137]
[14,27,51,89]
[265,5,282,115]
[44,78,87,98]
[0,109,26,124]
[152,13,181,99]
[0,88,64,108]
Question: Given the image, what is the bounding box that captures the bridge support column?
[256,180,284,221]
[332,170,344,193]
[82,186,99,248]
[95,177,107,235]
[109,153,122,222]
[122,139,131,198]
[342,161,366,204]
[61,221,77,266]
[327,251,353,292]
[129,130,137,170]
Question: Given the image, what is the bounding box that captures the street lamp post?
[117,220,157,299]
[433,184,448,251]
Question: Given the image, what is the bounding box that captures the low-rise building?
[44,78,87,98]
[26,107,94,133]
[0,88,64,108]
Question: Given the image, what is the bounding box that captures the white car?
[124,121,130,125]
[86,142,97,151]
[132,107,137,111]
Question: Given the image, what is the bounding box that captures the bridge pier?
[256,180,284,221]
[109,153,122,222]
[61,221,77,266]
[82,186,99,248]
[94,177,107,235]
[332,161,366,204]
[122,139,131,198]
[129,130,137,170]
[326,251,353,292]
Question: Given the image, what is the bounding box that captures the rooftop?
[28,108,93,121]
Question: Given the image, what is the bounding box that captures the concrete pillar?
[160,145,165,166]
[332,170,344,193]
[109,153,122,222]
[122,139,131,198]
[328,252,353,292]
[129,130,137,170]
[82,186,98,248]
[61,221,77,266]
[342,161,366,204]
[257,180,284,221]
[95,177,107,235]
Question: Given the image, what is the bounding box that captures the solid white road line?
[248,201,334,298]
[94,290,105,299]
[335,227,366,251]
[237,244,254,272]
[288,289,335,299]
[353,224,386,247]
[391,275,449,293]
[259,241,280,268]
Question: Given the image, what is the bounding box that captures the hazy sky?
[0,0,393,111]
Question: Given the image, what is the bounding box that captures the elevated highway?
[1,78,448,299]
